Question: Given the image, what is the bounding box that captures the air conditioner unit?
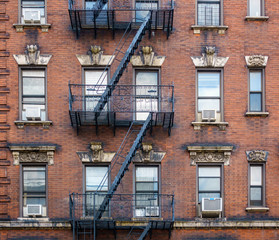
[145,206,159,217]
[26,204,42,216]
[201,198,222,218]
[23,10,41,23]
[26,107,41,121]
[202,110,216,122]
[135,207,146,217]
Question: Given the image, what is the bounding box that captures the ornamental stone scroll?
[133,143,166,163]
[245,55,268,68]
[9,145,56,165]
[246,150,268,162]
[187,146,233,166]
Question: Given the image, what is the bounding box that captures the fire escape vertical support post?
[69,10,74,29]
[74,10,79,39]
[149,11,153,39]
[93,193,96,240]
[171,9,174,32]
[94,10,97,39]
[167,10,171,39]
[95,112,98,135]
[78,11,82,29]
[163,11,166,31]
[107,10,110,29]
[112,10,115,39]
[72,193,76,240]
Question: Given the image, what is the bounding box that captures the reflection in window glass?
[249,0,261,16]
[250,165,263,206]
[197,0,220,26]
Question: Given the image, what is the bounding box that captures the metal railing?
[69,193,175,222]
[69,84,174,114]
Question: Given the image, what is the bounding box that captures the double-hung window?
[197,0,221,26]
[84,69,108,112]
[197,71,221,115]
[198,166,222,202]
[135,70,159,121]
[249,70,264,112]
[85,166,108,217]
[21,69,46,121]
[249,164,265,207]
[135,1,158,22]
[21,0,45,24]
[135,166,159,217]
[22,166,47,217]
[248,0,264,17]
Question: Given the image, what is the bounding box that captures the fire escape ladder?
[93,12,152,117]
[95,113,152,220]
[137,222,152,240]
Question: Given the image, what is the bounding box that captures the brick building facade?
[1,0,279,239]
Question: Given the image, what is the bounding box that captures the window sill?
[192,121,229,131]
[245,16,269,21]
[246,207,269,213]
[245,112,269,117]
[17,217,49,221]
[14,120,52,129]
[191,25,228,35]
[13,23,51,33]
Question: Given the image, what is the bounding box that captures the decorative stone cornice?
[187,146,233,166]
[131,46,165,67]
[9,145,56,165]
[13,45,52,66]
[245,55,268,67]
[76,45,114,66]
[246,150,268,162]
[191,46,229,68]
[133,143,166,163]
[77,142,115,163]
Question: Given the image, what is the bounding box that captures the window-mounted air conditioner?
[23,10,41,23]
[26,107,41,121]
[202,110,216,122]
[26,204,42,216]
[145,206,159,217]
[201,198,222,218]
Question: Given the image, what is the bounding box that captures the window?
[135,166,159,217]
[249,164,265,206]
[22,166,47,217]
[198,166,222,202]
[135,1,158,22]
[135,70,159,120]
[21,69,46,121]
[249,70,264,112]
[85,166,108,216]
[21,0,46,24]
[248,0,264,17]
[197,0,221,26]
[198,71,221,112]
[84,69,108,111]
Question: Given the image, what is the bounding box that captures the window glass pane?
[250,187,262,201]
[198,99,220,111]
[24,167,45,171]
[136,193,158,206]
[136,71,158,95]
[26,197,46,205]
[23,169,46,192]
[136,2,158,21]
[250,166,262,185]
[23,77,45,95]
[249,0,261,16]
[199,193,220,202]
[250,93,262,112]
[22,70,45,77]
[199,167,220,177]
[198,3,220,26]
[136,182,158,191]
[250,71,262,91]
[199,178,220,191]
[136,167,158,181]
[23,97,45,103]
[85,70,107,95]
[86,166,108,191]
[198,72,220,97]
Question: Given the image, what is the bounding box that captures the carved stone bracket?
[245,55,268,68]
[191,46,229,68]
[131,46,165,67]
[77,142,115,163]
[133,143,166,163]
[187,146,233,166]
[246,150,268,162]
[13,45,52,66]
[76,45,114,66]
[9,145,56,166]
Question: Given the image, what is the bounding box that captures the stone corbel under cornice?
[245,55,268,68]
[133,143,166,163]
[191,46,229,68]
[77,142,115,163]
[76,45,114,66]
[131,46,165,67]
[246,150,268,162]
[187,145,233,166]
[13,45,52,66]
[9,145,56,166]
